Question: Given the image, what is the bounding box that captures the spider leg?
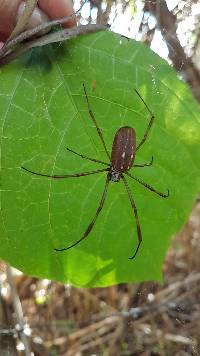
[122,176,142,259]
[133,156,153,167]
[134,89,154,151]
[66,147,109,166]
[21,166,109,179]
[54,175,110,251]
[126,171,169,198]
[83,84,111,161]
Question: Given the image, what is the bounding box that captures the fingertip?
[17,2,50,31]
[38,0,76,28]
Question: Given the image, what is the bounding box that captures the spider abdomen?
[111,126,136,173]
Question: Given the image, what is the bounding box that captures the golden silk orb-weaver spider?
[22,84,169,259]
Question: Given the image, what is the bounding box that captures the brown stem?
[144,0,200,103]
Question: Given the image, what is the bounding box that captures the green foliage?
[0,31,200,287]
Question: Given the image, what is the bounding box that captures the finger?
[0,0,49,41]
[0,0,75,43]
[38,0,76,27]
[17,2,49,32]
[0,0,21,40]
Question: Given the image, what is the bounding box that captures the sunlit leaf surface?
[0,31,200,287]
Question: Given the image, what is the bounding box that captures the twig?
[0,1,87,57]
[0,13,75,56]
[0,275,16,355]
[6,265,31,356]
[44,314,120,353]
[7,0,39,42]
[79,273,200,325]
[144,0,200,102]
[0,24,106,67]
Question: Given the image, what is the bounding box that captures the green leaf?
[0,31,200,287]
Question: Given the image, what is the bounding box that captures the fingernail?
[17,2,50,34]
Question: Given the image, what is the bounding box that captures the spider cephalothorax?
[108,166,121,182]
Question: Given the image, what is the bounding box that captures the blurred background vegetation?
[1,0,200,355]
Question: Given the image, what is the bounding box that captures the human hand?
[0,0,76,47]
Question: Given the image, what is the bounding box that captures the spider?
[22,84,169,259]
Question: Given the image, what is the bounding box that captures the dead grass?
[1,201,200,355]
